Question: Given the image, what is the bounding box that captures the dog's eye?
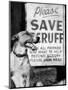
[22,74,27,78]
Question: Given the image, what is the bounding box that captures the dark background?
[10,2,26,37]
[10,2,26,49]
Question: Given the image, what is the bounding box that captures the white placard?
[25,3,65,66]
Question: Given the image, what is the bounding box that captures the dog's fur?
[10,31,39,88]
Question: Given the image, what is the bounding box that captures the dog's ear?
[11,34,19,51]
[11,34,19,41]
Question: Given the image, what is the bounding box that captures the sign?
[25,3,65,66]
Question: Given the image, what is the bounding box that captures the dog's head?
[12,31,39,51]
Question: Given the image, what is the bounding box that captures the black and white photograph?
[9,1,66,89]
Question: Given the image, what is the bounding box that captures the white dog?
[10,31,39,88]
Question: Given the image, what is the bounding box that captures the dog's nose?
[34,37,40,44]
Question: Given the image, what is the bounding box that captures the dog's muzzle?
[25,36,40,44]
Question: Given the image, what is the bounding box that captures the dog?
[10,31,39,88]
